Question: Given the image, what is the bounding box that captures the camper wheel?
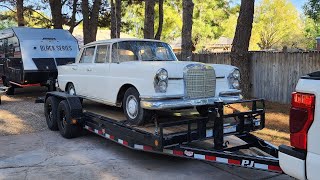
[6,87,14,95]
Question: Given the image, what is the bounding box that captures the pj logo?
[241,160,254,167]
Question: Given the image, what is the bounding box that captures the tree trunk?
[181,0,194,60]
[49,0,63,29]
[111,0,121,38]
[16,0,24,26]
[68,0,79,33]
[231,0,255,98]
[154,0,163,40]
[144,0,155,39]
[82,0,102,44]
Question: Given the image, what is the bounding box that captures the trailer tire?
[196,106,209,117]
[44,96,59,131]
[57,100,81,138]
[123,87,151,125]
[6,86,14,95]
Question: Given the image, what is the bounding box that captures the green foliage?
[0,19,16,30]
[122,1,182,42]
[304,0,320,23]
[252,0,305,50]
[0,10,51,28]
[192,0,232,50]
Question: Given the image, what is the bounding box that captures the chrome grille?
[184,64,216,99]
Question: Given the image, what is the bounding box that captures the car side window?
[95,45,110,63]
[79,46,95,63]
[111,42,137,63]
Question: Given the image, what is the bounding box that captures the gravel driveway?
[0,87,292,180]
[0,87,47,136]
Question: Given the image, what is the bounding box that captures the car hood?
[126,61,236,78]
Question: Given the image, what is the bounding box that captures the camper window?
[80,46,95,63]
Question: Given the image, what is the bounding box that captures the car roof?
[84,38,165,47]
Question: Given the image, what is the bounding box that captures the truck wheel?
[66,83,76,95]
[57,100,81,138]
[6,86,14,95]
[123,87,151,125]
[196,106,209,117]
[44,96,59,131]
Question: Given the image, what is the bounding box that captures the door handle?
[72,67,77,70]
[87,68,92,71]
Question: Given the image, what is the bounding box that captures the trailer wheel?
[196,106,209,117]
[123,87,151,125]
[57,100,81,138]
[44,96,59,131]
[6,87,14,95]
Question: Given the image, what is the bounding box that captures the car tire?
[123,87,152,125]
[196,105,209,117]
[57,100,82,138]
[44,96,59,131]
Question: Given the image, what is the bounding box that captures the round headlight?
[232,69,240,79]
[232,80,240,89]
[157,68,168,80]
[158,80,167,92]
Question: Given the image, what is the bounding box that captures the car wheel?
[66,83,76,95]
[123,87,151,125]
[44,96,59,131]
[57,100,82,138]
[196,105,209,117]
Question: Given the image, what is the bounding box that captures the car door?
[85,44,112,103]
[75,46,96,97]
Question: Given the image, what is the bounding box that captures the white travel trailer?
[0,27,79,94]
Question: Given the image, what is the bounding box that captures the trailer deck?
[41,92,283,174]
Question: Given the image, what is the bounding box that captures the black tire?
[47,80,56,92]
[123,87,152,125]
[196,106,209,117]
[57,100,82,138]
[6,86,14,95]
[66,83,76,95]
[44,96,59,131]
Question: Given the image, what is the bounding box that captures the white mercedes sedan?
[57,39,242,125]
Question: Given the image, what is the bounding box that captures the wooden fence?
[177,52,320,104]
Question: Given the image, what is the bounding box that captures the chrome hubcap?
[126,95,138,119]
[68,87,75,95]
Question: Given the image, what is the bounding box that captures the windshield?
[112,41,177,62]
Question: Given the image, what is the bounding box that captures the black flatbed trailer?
[41,92,283,173]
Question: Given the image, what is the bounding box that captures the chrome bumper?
[140,95,242,110]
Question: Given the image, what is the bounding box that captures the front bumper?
[140,95,241,110]
[279,145,306,180]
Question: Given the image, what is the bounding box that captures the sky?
[291,0,307,12]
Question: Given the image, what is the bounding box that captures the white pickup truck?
[279,71,320,180]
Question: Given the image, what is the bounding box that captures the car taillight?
[290,92,315,150]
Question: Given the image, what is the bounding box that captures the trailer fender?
[45,92,83,122]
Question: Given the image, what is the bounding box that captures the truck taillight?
[290,92,315,150]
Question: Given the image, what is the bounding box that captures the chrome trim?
[219,90,242,96]
[140,96,242,110]
[183,64,216,99]
[140,94,184,100]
